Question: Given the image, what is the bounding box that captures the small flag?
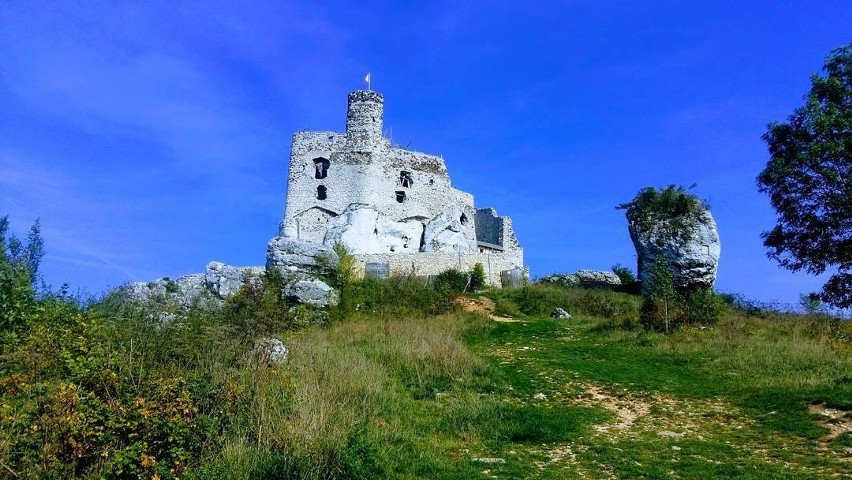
[364,72,371,90]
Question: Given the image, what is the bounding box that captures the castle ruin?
[277,89,525,286]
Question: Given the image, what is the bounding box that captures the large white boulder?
[267,236,339,274]
[628,208,721,291]
[252,337,288,366]
[540,270,622,288]
[119,273,221,319]
[422,208,476,253]
[323,205,423,254]
[205,261,264,299]
[285,278,339,307]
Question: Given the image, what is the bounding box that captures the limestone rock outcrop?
[628,207,721,291]
[120,273,221,317]
[540,270,622,288]
[267,236,338,274]
[205,262,263,299]
[120,258,338,319]
[323,205,423,254]
[571,270,622,288]
[422,208,476,254]
[286,278,339,307]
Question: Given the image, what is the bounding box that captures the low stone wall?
[352,250,523,287]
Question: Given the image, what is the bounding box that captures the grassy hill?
[2,274,850,479]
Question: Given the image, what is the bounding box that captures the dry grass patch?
[212,312,491,478]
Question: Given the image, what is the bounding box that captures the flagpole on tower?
[364,72,371,91]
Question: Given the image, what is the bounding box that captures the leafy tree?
[0,216,43,335]
[757,44,852,308]
[640,258,680,333]
[799,292,824,315]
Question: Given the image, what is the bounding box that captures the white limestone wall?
[346,90,384,149]
[282,133,477,247]
[353,250,525,287]
[278,89,525,285]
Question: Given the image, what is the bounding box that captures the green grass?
[2,281,851,478]
[459,291,852,479]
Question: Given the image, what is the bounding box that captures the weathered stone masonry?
[276,89,525,286]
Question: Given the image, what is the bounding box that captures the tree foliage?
[0,216,44,336]
[757,44,852,308]
[640,258,680,333]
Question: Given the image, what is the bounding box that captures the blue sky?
[1,1,850,307]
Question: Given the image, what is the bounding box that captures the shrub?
[469,263,486,291]
[611,263,636,284]
[338,276,452,318]
[640,258,682,332]
[493,283,640,321]
[332,242,356,288]
[640,260,725,330]
[223,267,292,336]
[799,293,823,315]
[684,288,726,325]
[618,185,707,241]
[0,302,245,479]
[0,216,42,343]
[433,269,469,296]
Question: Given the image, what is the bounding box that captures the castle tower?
[346,90,384,150]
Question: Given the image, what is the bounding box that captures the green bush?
[0,216,43,345]
[640,260,725,331]
[340,276,452,318]
[618,185,707,241]
[0,297,246,479]
[433,269,469,296]
[223,267,293,336]
[611,263,636,284]
[0,261,34,339]
[469,263,486,291]
[493,283,640,321]
[684,288,726,325]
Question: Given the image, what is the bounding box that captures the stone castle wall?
[352,250,523,287]
[278,89,525,286]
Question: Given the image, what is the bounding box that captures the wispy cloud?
[0,151,150,282]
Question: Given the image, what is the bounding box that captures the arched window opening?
[317,185,327,200]
[400,171,413,188]
[313,158,330,179]
[460,213,468,226]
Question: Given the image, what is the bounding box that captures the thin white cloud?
[0,151,149,281]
